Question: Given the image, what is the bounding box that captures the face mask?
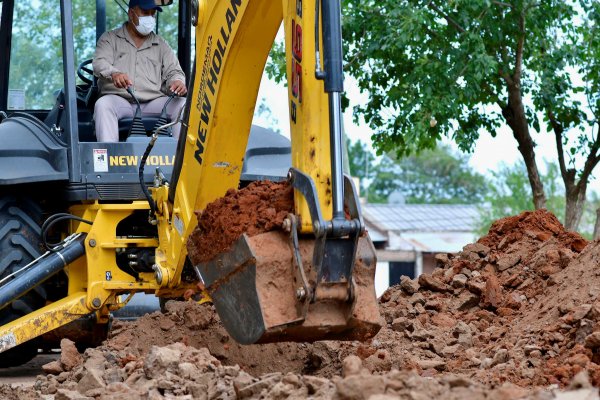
[133,12,156,36]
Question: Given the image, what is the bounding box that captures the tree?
[346,138,377,197]
[340,0,600,231]
[347,140,488,204]
[476,161,566,234]
[7,0,180,109]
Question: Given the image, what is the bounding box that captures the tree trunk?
[593,208,600,240]
[501,84,547,210]
[564,181,587,231]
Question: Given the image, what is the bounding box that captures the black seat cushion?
[118,117,172,141]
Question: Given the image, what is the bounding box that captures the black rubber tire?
[0,197,47,368]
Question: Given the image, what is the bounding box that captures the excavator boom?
[0,0,381,357]
[152,0,382,343]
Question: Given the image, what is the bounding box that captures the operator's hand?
[111,72,133,89]
[170,80,187,96]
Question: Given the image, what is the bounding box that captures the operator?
[92,0,187,142]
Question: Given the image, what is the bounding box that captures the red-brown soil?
[2,184,600,399]
[187,180,293,264]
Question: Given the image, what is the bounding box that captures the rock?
[409,293,426,305]
[235,373,282,399]
[363,350,392,373]
[303,375,330,393]
[55,389,94,400]
[43,360,64,375]
[430,312,456,328]
[416,358,446,371]
[82,348,106,373]
[491,349,509,366]
[482,274,502,309]
[566,353,589,368]
[480,357,494,369]
[568,370,593,390]
[488,382,529,400]
[143,345,182,379]
[391,317,413,333]
[457,292,480,311]
[57,372,70,383]
[452,274,468,288]
[159,318,175,331]
[60,339,83,372]
[523,345,542,355]
[466,279,486,295]
[454,322,473,348]
[411,325,434,341]
[103,367,126,384]
[342,355,364,377]
[497,254,521,271]
[418,274,452,292]
[442,345,461,357]
[441,374,473,388]
[233,371,255,394]
[400,276,420,294]
[425,299,443,311]
[572,304,592,321]
[584,332,600,348]
[434,253,450,268]
[77,368,105,393]
[539,264,562,277]
[463,243,491,256]
[335,374,386,400]
[177,362,198,379]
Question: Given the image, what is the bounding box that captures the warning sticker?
[93,149,108,172]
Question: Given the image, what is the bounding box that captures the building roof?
[362,204,480,233]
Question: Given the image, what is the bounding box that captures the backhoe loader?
[0,0,381,367]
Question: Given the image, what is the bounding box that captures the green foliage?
[7,0,180,110]
[265,40,286,85]
[254,98,282,134]
[476,162,566,235]
[578,191,600,239]
[347,139,487,204]
[341,1,599,160]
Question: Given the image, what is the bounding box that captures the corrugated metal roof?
[362,204,479,233]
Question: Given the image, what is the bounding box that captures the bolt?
[282,218,291,233]
[313,221,320,233]
[287,170,293,181]
[89,239,96,247]
[152,264,163,285]
[92,298,101,308]
[296,287,306,301]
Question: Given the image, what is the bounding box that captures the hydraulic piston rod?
[0,234,87,310]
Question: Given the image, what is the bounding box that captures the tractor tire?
[0,196,47,368]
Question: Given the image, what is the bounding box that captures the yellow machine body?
[0,0,381,352]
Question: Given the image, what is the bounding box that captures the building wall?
[375,262,389,297]
[422,252,437,275]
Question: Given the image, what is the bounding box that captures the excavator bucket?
[194,230,382,344]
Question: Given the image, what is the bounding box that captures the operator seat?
[117,116,172,141]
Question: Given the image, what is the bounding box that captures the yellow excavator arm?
[0,0,381,352]
[156,0,335,276]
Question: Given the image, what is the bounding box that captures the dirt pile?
[28,340,598,400]
[373,209,598,387]
[187,181,293,264]
[6,207,600,399]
